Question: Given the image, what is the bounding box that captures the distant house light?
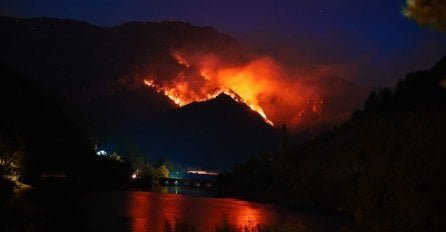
[186,170,219,176]
[96,150,107,156]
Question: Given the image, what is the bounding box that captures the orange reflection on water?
[224,200,267,230]
[125,191,282,232]
[189,197,273,231]
[233,206,261,229]
[127,192,150,232]
[126,191,187,232]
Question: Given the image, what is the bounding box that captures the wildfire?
[144,79,188,106]
[172,51,190,67]
[143,51,325,127]
[144,78,274,125]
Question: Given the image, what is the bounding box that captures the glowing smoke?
[402,0,446,31]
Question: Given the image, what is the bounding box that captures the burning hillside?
[143,51,325,127]
[0,16,370,149]
[0,17,369,168]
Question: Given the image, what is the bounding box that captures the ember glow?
[143,51,325,127]
[171,51,190,67]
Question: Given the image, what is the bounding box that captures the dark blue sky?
[1,0,445,87]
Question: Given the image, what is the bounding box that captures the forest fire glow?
[172,51,190,67]
[144,78,274,125]
[143,51,325,127]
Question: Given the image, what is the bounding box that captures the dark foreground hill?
[0,62,96,184]
[0,62,133,193]
[218,57,446,231]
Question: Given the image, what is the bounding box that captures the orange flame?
[143,51,325,127]
[144,79,188,106]
[144,78,274,125]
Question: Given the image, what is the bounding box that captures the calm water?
[40,189,347,231]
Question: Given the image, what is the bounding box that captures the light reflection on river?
[126,191,280,231]
[66,190,345,231]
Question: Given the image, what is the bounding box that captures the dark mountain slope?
[0,16,244,130]
[0,16,369,169]
[143,94,279,170]
[0,16,281,170]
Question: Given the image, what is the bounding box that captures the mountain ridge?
[0,16,368,169]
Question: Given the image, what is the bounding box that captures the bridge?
[159,177,216,188]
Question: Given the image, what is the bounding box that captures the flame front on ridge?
[143,78,274,125]
[142,51,325,127]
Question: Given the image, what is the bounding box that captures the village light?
[96,150,107,156]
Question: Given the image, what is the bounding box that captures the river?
[34,188,348,231]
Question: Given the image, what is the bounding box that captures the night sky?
[1,0,446,87]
